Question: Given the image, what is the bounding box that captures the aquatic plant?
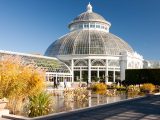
[63,88,88,103]
[25,92,54,117]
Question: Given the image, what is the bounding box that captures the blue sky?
[0,0,160,60]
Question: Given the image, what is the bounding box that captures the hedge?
[123,69,160,85]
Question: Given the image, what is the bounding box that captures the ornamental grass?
[25,92,54,117]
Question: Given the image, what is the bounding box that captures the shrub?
[110,83,117,89]
[91,83,107,91]
[140,83,155,93]
[0,55,45,114]
[95,90,106,95]
[116,85,126,91]
[127,85,140,92]
[109,83,126,91]
[25,92,54,117]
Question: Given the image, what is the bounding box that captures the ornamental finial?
[87,2,92,13]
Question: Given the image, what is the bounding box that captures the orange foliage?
[91,83,107,91]
[0,55,45,113]
[140,83,156,93]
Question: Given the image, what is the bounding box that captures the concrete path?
[48,95,160,120]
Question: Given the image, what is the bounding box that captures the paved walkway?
[48,95,160,120]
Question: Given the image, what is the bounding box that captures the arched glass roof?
[45,30,134,56]
[0,50,71,73]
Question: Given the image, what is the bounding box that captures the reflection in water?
[52,90,138,113]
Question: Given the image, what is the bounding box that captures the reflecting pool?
[51,90,138,113]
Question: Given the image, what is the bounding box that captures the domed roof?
[70,12,108,24]
[68,3,111,28]
[45,30,134,56]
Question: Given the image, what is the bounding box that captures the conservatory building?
[45,3,144,84]
[0,50,72,83]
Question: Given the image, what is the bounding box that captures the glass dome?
[45,30,134,56]
[45,3,134,57]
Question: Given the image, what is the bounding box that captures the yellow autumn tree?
[0,55,45,113]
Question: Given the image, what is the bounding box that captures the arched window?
[92,60,105,66]
[74,60,87,66]
[108,60,119,67]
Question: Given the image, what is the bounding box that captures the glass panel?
[82,71,88,82]
[90,30,105,54]
[84,24,89,28]
[90,24,95,28]
[75,30,89,54]
[79,24,83,29]
[96,25,100,28]
[91,71,97,82]
[74,71,80,81]
[108,71,113,82]
[115,71,120,83]
[99,71,105,83]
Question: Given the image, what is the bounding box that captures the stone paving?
[48,95,160,120]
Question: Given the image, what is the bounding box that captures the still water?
[52,90,137,113]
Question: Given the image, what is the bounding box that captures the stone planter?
[0,98,8,109]
[0,102,7,109]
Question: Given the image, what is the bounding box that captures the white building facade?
[45,3,144,84]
